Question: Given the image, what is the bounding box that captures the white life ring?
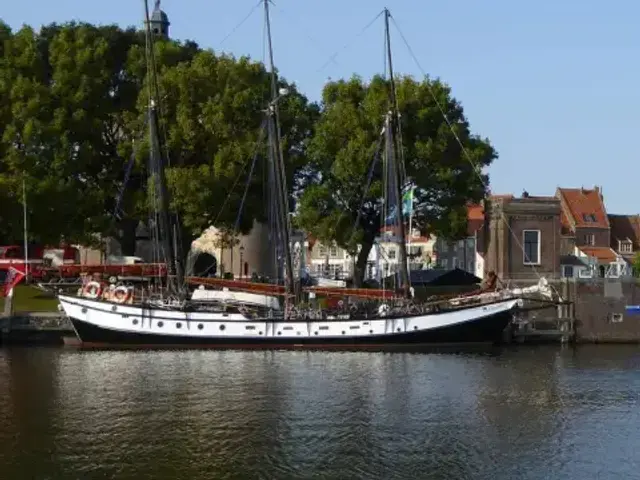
[378,303,390,317]
[83,281,102,299]
[112,286,132,304]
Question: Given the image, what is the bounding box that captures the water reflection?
[0,346,639,479]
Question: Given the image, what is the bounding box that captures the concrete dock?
[0,313,75,345]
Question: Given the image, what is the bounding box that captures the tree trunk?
[353,240,374,287]
[117,218,138,256]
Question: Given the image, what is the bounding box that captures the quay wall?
[571,279,640,343]
[511,277,640,343]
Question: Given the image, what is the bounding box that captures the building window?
[523,230,540,265]
[582,213,597,222]
[583,234,594,246]
[329,246,338,257]
[562,265,574,278]
[619,240,633,253]
[452,257,458,269]
[441,243,448,253]
[319,245,327,256]
[388,248,397,260]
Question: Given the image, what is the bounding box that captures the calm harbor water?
[1,346,640,480]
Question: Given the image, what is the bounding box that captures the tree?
[296,75,495,285]
[0,22,146,246]
[632,252,640,277]
[0,20,319,261]
[133,49,318,255]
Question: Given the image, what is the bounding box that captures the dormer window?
[619,240,633,254]
[582,213,597,222]
[583,234,595,246]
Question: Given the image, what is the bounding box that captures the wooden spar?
[185,277,402,300]
[185,277,287,295]
[303,286,401,300]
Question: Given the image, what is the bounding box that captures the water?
[1,346,640,480]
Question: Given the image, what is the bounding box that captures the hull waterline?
[58,294,518,350]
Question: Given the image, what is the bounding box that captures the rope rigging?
[386,12,550,285]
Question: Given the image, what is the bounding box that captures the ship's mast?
[264,0,295,307]
[383,8,410,298]
[144,0,183,294]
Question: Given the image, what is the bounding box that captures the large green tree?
[0,20,318,259]
[0,22,147,246]
[135,50,318,247]
[296,75,495,285]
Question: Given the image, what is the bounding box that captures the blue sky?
[3,0,640,214]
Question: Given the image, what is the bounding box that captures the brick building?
[482,193,561,280]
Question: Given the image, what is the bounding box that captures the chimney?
[594,185,599,194]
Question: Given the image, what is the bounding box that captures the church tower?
[146,0,170,39]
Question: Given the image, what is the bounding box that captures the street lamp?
[239,245,245,279]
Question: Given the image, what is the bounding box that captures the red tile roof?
[608,214,640,252]
[466,204,484,236]
[579,246,618,263]
[560,210,573,236]
[557,187,609,230]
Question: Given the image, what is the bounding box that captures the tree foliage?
[296,75,495,284]
[0,19,494,282]
[0,21,318,257]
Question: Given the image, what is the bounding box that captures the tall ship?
[57,0,556,348]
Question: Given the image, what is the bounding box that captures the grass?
[0,285,60,313]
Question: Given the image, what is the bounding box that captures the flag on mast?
[401,183,415,217]
[2,266,26,297]
[384,183,415,226]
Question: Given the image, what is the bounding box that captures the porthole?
[397,328,401,332]
[157,321,164,328]
[197,324,204,330]
[219,324,225,331]
[369,330,373,334]
[314,331,318,335]
[342,331,346,335]
[259,331,263,335]
[81,307,87,314]
[414,326,418,330]
[133,319,139,325]
[176,322,182,329]
[277,331,282,335]
[111,306,117,312]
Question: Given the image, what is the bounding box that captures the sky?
[3,0,640,214]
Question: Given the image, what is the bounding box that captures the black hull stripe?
[68,310,513,349]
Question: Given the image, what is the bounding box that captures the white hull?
[57,294,521,347]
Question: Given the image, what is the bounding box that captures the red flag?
[2,266,26,297]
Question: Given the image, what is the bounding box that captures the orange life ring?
[82,281,102,299]
[112,286,132,304]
